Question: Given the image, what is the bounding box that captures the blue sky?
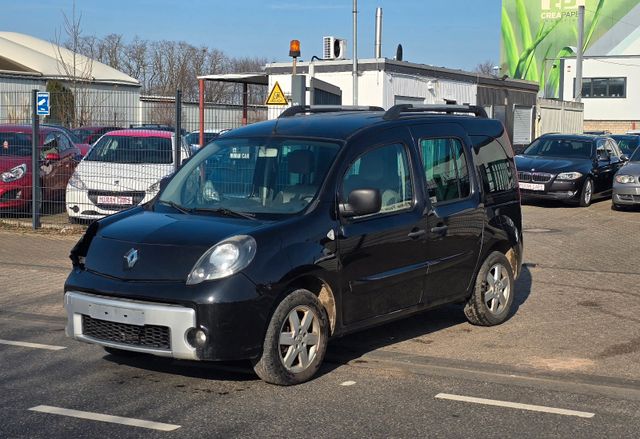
[4,0,501,70]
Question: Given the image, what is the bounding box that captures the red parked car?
[0,125,81,212]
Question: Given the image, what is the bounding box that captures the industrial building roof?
[0,32,139,86]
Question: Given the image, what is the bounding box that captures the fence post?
[174,89,182,172]
[31,89,41,229]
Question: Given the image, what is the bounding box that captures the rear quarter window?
[471,135,517,195]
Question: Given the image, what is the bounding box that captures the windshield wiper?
[192,207,257,221]
[157,200,192,214]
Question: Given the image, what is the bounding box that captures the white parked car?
[66,129,190,221]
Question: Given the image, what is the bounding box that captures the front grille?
[618,194,640,202]
[532,173,553,183]
[518,171,554,183]
[87,190,146,211]
[82,315,170,350]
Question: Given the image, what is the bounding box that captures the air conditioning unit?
[323,36,347,60]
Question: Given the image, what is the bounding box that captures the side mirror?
[45,152,60,161]
[339,188,382,218]
[620,154,630,162]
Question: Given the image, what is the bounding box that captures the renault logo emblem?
[124,248,139,269]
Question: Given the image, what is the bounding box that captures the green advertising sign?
[501,0,640,97]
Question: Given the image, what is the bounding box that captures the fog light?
[195,329,207,345]
[186,327,208,348]
[71,205,79,213]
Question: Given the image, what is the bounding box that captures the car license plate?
[87,304,145,325]
[519,182,545,191]
[97,195,133,205]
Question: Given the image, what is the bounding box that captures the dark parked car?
[42,124,92,156]
[515,134,627,207]
[610,134,640,158]
[612,146,640,209]
[0,124,81,212]
[72,126,121,145]
[64,104,523,385]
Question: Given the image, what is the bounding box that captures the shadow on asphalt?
[101,266,534,384]
[321,264,534,376]
[521,197,609,209]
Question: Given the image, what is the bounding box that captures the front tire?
[578,178,593,207]
[464,251,515,326]
[253,289,329,385]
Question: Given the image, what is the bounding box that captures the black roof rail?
[279,105,384,118]
[383,104,488,120]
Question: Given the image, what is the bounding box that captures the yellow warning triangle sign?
[266,81,288,105]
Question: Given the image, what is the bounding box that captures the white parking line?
[29,406,181,432]
[0,339,66,351]
[435,393,595,419]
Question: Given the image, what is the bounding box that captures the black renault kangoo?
[65,105,523,385]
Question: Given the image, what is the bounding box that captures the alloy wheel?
[278,306,321,373]
[484,263,511,315]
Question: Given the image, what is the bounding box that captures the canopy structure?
[0,32,139,86]
[196,73,268,146]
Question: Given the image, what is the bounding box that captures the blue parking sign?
[36,92,50,116]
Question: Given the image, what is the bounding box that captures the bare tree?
[475,60,498,76]
[53,1,98,127]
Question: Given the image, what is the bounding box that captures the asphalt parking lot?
[1,199,639,438]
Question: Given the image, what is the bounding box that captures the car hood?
[85,209,270,281]
[515,155,593,174]
[617,162,640,176]
[0,156,31,173]
[74,160,173,192]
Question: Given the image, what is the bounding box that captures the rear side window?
[419,138,470,204]
[473,136,516,194]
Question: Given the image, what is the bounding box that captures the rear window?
[85,135,173,164]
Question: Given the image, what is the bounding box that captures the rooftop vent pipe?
[375,7,383,58]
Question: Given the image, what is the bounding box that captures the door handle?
[430,225,448,235]
[407,229,426,239]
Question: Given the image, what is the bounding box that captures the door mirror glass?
[339,188,382,218]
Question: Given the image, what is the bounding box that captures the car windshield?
[611,136,639,156]
[158,137,340,217]
[630,147,640,162]
[0,132,33,156]
[85,135,173,164]
[523,138,593,159]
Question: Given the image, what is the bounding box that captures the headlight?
[68,173,87,190]
[615,175,637,184]
[186,235,257,285]
[556,172,583,180]
[1,164,26,183]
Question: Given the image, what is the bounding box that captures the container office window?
[576,77,626,98]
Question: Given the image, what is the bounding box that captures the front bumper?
[519,179,581,201]
[612,184,640,205]
[65,291,198,359]
[66,187,157,219]
[64,269,268,361]
[0,182,30,209]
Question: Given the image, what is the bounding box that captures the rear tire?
[578,178,593,207]
[253,289,329,385]
[464,251,515,326]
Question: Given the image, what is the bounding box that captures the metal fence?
[0,88,267,228]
